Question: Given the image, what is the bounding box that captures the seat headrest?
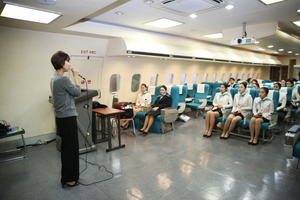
[197,84,205,93]
[166,85,172,95]
[187,83,193,90]
[176,85,183,94]
[148,86,156,95]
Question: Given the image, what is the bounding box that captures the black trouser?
[56,116,79,183]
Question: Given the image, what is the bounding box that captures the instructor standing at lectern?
[50,51,81,188]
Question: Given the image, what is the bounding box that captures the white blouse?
[253,97,274,120]
[213,92,233,111]
[277,91,287,111]
[232,93,252,113]
[136,92,152,106]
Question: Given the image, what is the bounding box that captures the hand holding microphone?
[71,68,86,80]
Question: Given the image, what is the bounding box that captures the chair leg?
[297,158,300,169]
[131,119,136,137]
[195,110,199,118]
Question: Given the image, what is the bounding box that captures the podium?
[49,89,98,154]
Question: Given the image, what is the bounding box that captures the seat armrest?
[161,108,178,123]
[198,99,207,109]
[270,112,278,127]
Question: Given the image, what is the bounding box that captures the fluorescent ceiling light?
[288,51,293,53]
[297,9,300,13]
[274,52,278,54]
[278,49,284,51]
[258,48,265,51]
[259,0,286,5]
[295,53,299,55]
[254,41,260,44]
[0,1,62,24]
[203,33,222,38]
[144,18,183,28]
[189,14,197,18]
[293,21,300,27]
[267,45,273,48]
[225,5,234,9]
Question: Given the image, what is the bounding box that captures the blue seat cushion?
[293,142,300,159]
[291,109,296,114]
[186,102,202,110]
[261,122,270,130]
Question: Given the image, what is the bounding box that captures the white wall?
[0,26,270,142]
[0,26,108,141]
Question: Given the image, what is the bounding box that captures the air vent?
[215,59,230,62]
[150,0,230,17]
[172,55,193,59]
[127,51,169,57]
[243,62,253,64]
[195,57,214,61]
[231,61,242,63]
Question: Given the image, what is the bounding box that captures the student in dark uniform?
[138,85,172,136]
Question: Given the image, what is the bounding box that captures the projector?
[230,37,256,45]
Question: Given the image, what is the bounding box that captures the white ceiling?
[1,0,300,57]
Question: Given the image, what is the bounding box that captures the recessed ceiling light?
[274,52,278,54]
[259,0,286,5]
[278,49,284,51]
[254,41,260,44]
[115,11,124,15]
[189,14,197,18]
[144,0,154,4]
[144,18,183,28]
[293,21,300,27]
[203,33,222,38]
[258,48,265,51]
[295,53,299,55]
[267,45,273,48]
[288,51,293,53]
[297,9,300,12]
[0,1,62,24]
[225,5,235,9]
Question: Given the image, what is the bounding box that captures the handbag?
[0,120,10,136]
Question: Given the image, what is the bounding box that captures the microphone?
[71,68,86,80]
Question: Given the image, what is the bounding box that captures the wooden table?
[92,108,125,152]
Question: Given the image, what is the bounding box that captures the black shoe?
[220,136,224,139]
[142,132,148,136]
[206,134,212,138]
[203,135,207,137]
[62,181,79,188]
[248,141,252,145]
[252,142,258,145]
[138,129,144,132]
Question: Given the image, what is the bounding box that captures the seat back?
[194,84,209,103]
[177,85,188,102]
[280,87,292,101]
[170,86,179,108]
[228,88,238,99]
[267,90,279,112]
[147,86,160,104]
[248,88,259,100]
[211,82,224,98]
[185,83,197,98]
[201,82,213,95]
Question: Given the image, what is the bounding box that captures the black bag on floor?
[120,109,134,118]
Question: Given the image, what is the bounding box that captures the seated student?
[220,82,252,139]
[286,79,300,108]
[280,79,286,87]
[228,78,236,88]
[121,83,151,129]
[273,82,287,120]
[249,87,274,145]
[247,78,253,84]
[252,83,260,90]
[252,79,258,84]
[204,84,232,138]
[138,85,171,136]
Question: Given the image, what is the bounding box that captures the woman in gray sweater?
[50,51,81,188]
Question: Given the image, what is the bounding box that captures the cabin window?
[220,73,225,81]
[212,73,217,82]
[227,73,232,82]
[180,73,186,85]
[203,73,208,82]
[131,74,141,92]
[109,74,120,94]
[234,73,239,81]
[252,73,255,79]
[241,73,244,80]
[150,74,158,86]
[166,73,173,84]
[256,73,260,79]
[192,73,198,83]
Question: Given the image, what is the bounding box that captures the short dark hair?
[51,51,70,70]
[252,79,258,84]
[239,82,247,88]
[253,83,260,88]
[220,83,228,90]
[160,85,167,91]
[274,82,281,89]
[260,87,269,94]
[141,83,147,88]
[286,79,294,86]
[229,78,235,81]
